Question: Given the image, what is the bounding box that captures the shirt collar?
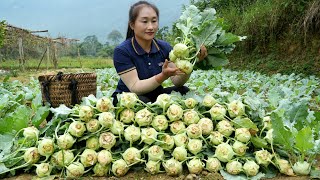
[131,37,160,55]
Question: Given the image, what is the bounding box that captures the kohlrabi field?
[1,3,320,180]
[0,67,319,180]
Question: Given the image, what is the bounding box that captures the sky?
[0,0,190,42]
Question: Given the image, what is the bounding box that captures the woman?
[112,1,207,105]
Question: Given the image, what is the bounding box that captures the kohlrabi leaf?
[200,8,217,23]
[31,106,50,128]
[271,112,294,152]
[0,105,31,135]
[295,126,314,154]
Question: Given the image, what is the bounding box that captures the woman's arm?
[120,60,182,95]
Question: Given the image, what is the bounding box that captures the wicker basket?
[38,72,97,107]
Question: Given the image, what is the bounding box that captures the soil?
[2,170,311,180]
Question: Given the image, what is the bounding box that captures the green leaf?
[311,168,320,179]
[271,112,294,152]
[287,100,309,130]
[216,31,241,46]
[232,117,259,131]
[0,134,14,156]
[295,126,314,154]
[193,20,222,48]
[31,106,50,128]
[251,136,268,149]
[0,105,31,135]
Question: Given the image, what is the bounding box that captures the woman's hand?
[155,59,184,83]
[197,45,208,61]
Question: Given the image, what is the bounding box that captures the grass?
[0,56,114,70]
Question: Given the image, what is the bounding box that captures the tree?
[0,21,6,48]
[79,35,102,56]
[107,30,123,45]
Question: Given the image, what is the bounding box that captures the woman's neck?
[135,36,152,53]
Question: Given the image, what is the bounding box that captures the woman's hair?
[126,1,159,39]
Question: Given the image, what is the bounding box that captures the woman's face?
[131,6,158,43]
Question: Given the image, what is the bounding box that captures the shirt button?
[148,62,151,65]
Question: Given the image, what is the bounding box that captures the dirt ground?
[2,170,311,180]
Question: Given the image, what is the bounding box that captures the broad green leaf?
[0,105,31,135]
[0,134,14,155]
[271,112,294,152]
[216,31,241,46]
[31,106,50,128]
[232,117,258,131]
[295,126,314,154]
[287,100,309,130]
[251,136,268,149]
[0,163,9,174]
[193,20,222,48]
[311,168,320,179]
[200,8,216,23]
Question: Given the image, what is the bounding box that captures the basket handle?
[41,80,52,106]
[69,78,79,105]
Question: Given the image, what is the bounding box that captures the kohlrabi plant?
[80,149,98,167]
[172,5,245,72]
[135,108,154,127]
[119,108,135,124]
[187,158,204,174]
[162,158,183,176]
[96,97,113,112]
[112,159,130,177]
[170,121,186,134]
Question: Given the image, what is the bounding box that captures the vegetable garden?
[0,67,319,179]
[0,4,320,180]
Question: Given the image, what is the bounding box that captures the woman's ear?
[129,22,134,31]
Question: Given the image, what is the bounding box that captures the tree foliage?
[0,21,6,48]
[79,35,102,56]
[107,30,123,45]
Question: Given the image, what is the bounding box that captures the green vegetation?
[0,57,113,70]
[188,0,320,76]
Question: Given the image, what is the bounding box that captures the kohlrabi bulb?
[99,132,116,150]
[202,94,217,108]
[155,94,171,110]
[186,124,202,139]
[93,162,109,176]
[235,128,251,143]
[206,157,222,173]
[176,60,193,74]
[119,92,138,108]
[187,138,203,155]
[184,98,198,109]
[86,136,100,150]
[97,150,113,166]
[37,138,54,157]
[159,134,175,151]
[66,162,85,178]
[148,145,164,161]
[275,158,295,176]
[35,163,52,177]
[292,161,311,176]
[209,103,226,120]
[187,158,204,174]
[79,105,94,122]
[119,108,135,124]
[214,142,235,162]
[169,50,177,62]
[172,146,188,161]
[173,133,188,147]
[226,160,243,175]
[183,109,200,125]
[216,120,234,137]
[86,119,101,133]
[124,125,141,143]
[145,160,161,175]
[243,160,260,176]
[173,43,189,58]
[170,121,186,134]
[162,158,183,176]
[232,141,248,156]
[80,149,98,167]
[208,131,224,146]
[152,115,168,131]
[227,100,245,118]
[255,150,272,167]
[57,133,75,150]
[110,120,125,135]
[24,147,40,164]
[96,97,113,112]
[23,126,39,140]
[166,104,183,121]
[135,108,154,127]
[112,159,129,177]
[98,112,115,128]
[198,118,214,136]
[68,120,86,137]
